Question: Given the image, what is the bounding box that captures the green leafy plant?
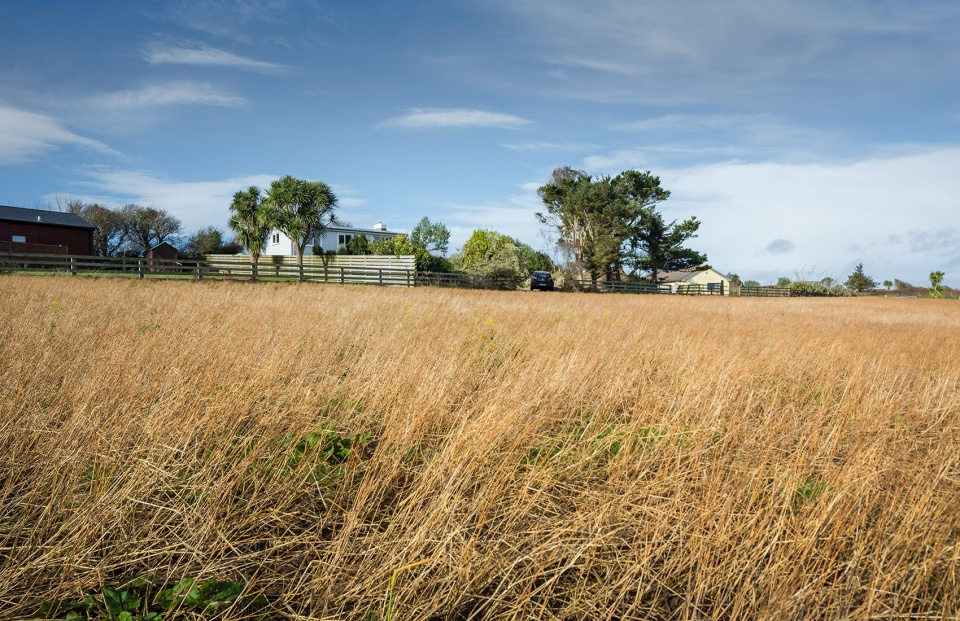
[35,576,254,620]
[286,423,372,483]
[793,476,828,513]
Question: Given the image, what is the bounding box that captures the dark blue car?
[530,271,554,291]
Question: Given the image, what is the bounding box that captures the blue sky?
[2,0,958,286]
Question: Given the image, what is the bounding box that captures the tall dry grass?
[0,274,958,620]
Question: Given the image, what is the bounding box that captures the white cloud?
[494,0,960,105]
[649,148,960,285]
[144,43,289,75]
[443,182,548,252]
[90,82,245,109]
[380,108,531,130]
[0,104,118,165]
[502,140,593,152]
[62,169,380,233]
[67,168,278,231]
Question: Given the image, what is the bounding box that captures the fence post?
[138,259,144,279]
[69,256,76,274]
[379,268,383,286]
[196,261,203,281]
[340,267,344,285]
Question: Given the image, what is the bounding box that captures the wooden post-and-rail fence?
[0,252,416,287]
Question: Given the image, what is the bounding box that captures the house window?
[707,282,723,292]
[338,234,352,246]
[12,235,26,243]
[272,233,280,244]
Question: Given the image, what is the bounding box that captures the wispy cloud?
[143,42,289,75]
[161,0,340,46]
[68,167,278,230]
[442,182,548,252]
[380,108,531,130]
[0,104,118,165]
[616,113,834,148]
[493,0,960,105]
[501,140,591,152]
[64,168,374,232]
[90,82,245,109]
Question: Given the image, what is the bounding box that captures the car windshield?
[533,272,551,278]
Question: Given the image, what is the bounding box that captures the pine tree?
[844,262,878,292]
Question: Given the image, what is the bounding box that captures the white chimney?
[373,222,387,231]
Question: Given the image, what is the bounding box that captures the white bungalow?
[263,223,398,256]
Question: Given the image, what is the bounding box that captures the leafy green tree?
[454,229,525,287]
[538,167,704,284]
[265,175,338,277]
[228,186,272,280]
[929,271,945,298]
[727,273,742,287]
[410,217,450,256]
[371,233,418,257]
[744,280,761,288]
[627,208,706,285]
[883,279,893,290]
[345,232,371,255]
[516,244,553,274]
[117,204,183,254]
[776,276,792,287]
[844,262,878,292]
[371,230,453,272]
[538,168,669,280]
[66,201,126,256]
[185,226,241,256]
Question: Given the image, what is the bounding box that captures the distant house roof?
[148,242,178,252]
[652,267,730,283]
[0,205,96,229]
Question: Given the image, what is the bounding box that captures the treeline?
[66,200,240,257]
[334,224,552,287]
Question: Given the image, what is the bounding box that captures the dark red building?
[0,205,95,255]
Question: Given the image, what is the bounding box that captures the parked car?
[530,271,554,291]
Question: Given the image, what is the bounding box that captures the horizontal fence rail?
[4,252,833,298]
[735,286,792,297]
[0,252,416,287]
[417,271,519,290]
[571,279,672,294]
[676,283,726,295]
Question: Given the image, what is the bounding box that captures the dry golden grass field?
[1,274,959,620]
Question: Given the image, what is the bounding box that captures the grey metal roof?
[0,204,96,229]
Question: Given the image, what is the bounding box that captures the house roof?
[0,204,96,229]
[653,267,730,283]
[148,242,178,251]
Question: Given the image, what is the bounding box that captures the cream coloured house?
[654,267,732,295]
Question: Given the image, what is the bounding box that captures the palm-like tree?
[929,271,945,299]
[228,186,271,281]
[266,175,338,279]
